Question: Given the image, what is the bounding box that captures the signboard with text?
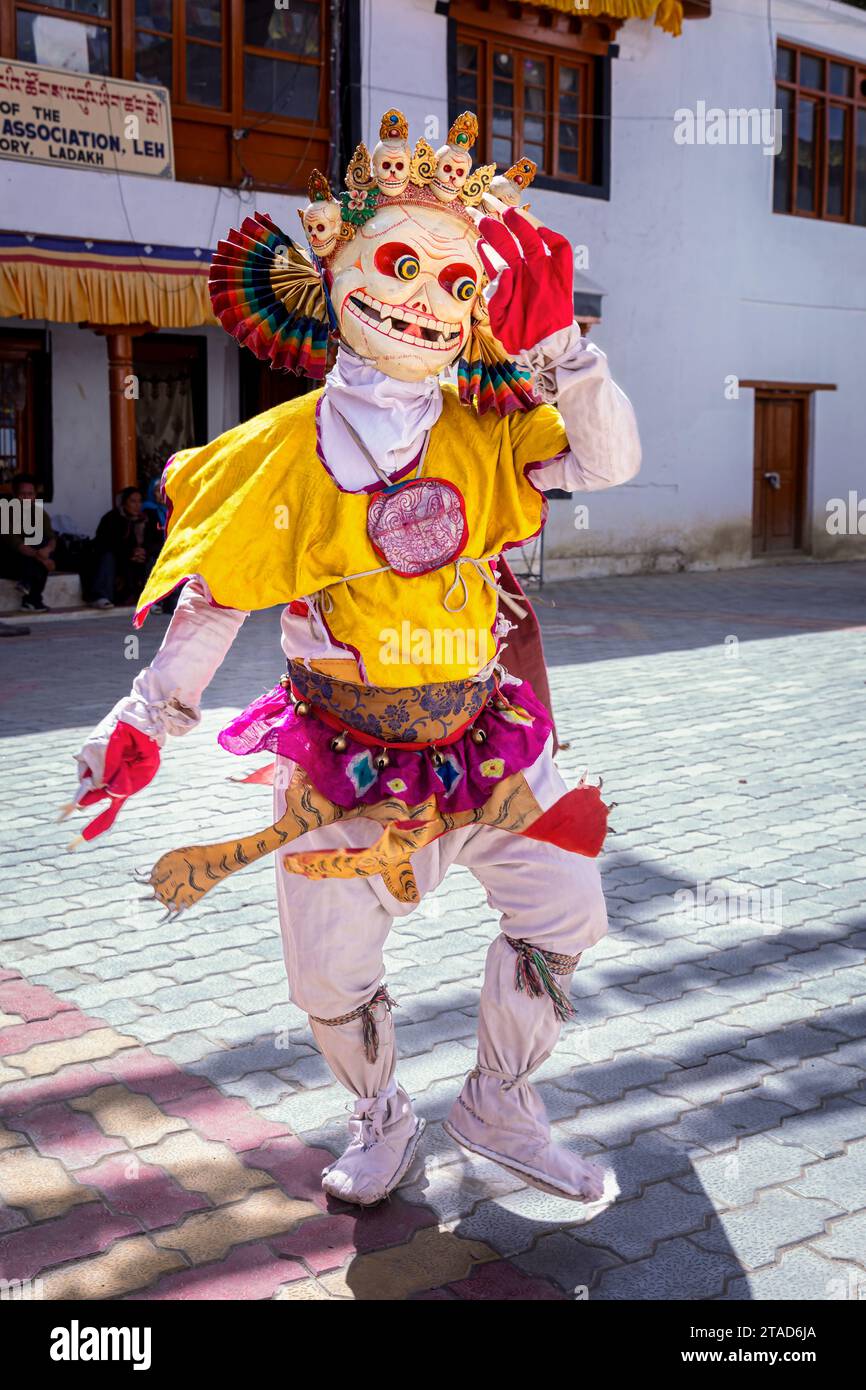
[0,59,174,179]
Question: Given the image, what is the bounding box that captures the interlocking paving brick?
[135,1130,273,1206]
[75,1151,210,1229]
[692,1190,843,1270]
[592,1235,742,1301]
[0,1201,140,1280]
[4,1027,140,1078]
[6,1101,127,1169]
[315,1225,497,1300]
[0,1144,96,1220]
[151,1188,318,1264]
[132,1241,307,1300]
[38,1234,186,1301]
[723,1247,865,1302]
[786,1139,866,1211]
[70,1084,188,1148]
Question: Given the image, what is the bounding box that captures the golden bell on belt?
[329,731,348,752]
[375,749,390,771]
[294,700,311,717]
[430,749,444,767]
[470,725,487,745]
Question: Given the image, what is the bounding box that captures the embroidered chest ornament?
[367,477,468,577]
[207,108,540,414]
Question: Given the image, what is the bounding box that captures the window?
[0,1,330,190]
[451,0,615,195]
[0,330,52,497]
[774,40,866,225]
[13,0,113,75]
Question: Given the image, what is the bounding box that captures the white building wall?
[361,0,866,573]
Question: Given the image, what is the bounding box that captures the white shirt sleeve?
[75,577,248,788]
[518,322,642,492]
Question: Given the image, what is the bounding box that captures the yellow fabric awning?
[521,0,684,37]
[0,232,216,328]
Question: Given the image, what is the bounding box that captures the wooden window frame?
[774,38,866,226]
[0,328,53,500]
[0,0,331,191]
[448,0,614,200]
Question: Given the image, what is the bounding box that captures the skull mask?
[372,138,411,197]
[431,145,472,202]
[302,200,342,258]
[328,202,481,382]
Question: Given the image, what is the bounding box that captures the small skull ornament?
[301,199,342,258]
[372,138,411,197]
[431,145,472,202]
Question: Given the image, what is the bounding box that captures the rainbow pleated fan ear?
[208,212,334,379]
[459,316,537,416]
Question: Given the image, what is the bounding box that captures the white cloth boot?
[310,999,424,1206]
[444,933,617,1203]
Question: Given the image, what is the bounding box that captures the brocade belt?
[284,659,497,747]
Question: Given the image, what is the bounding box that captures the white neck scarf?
[317,345,444,491]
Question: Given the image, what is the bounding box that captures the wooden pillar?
[85,323,153,502]
[106,332,138,497]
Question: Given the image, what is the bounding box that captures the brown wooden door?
[752,390,809,554]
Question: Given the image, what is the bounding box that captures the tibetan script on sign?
[0,59,174,179]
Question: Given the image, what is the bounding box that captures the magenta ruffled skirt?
[218,678,552,812]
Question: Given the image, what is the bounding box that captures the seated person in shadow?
[89,486,161,609]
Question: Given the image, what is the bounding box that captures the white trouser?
[273,744,608,1102]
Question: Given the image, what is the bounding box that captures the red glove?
[477,207,574,355]
[75,722,161,842]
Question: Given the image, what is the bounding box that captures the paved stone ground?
[1,559,865,1301]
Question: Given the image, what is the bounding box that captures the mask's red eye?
[374,242,421,280]
[438,262,477,302]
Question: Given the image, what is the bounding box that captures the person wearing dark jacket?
[89,487,161,609]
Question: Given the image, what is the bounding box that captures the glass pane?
[524,115,544,143]
[773,86,792,212]
[525,142,544,167]
[493,50,513,78]
[457,74,477,105]
[17,11,109,74]
[244,53,319,117]
[523,57,544,86]
[187,39,221,107]
[855,109,866,226]
[796,97,817,212]
[457,42,477,74]
[559,121,578,149]
[559,65,578,92]
[136,29,173,87]
[492,107,513,139]
[558,146,578,175]
[492,136,512,164]
[245,0,320,56]
[136,0,172,31]
[799,54,824,90]
[776,45,794,82]
[186,1,222,42]
[525,85,545,113]
[493,79,513,107]
[559,89,578,118]
[827,105,846,217]
[829,62,852,98]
